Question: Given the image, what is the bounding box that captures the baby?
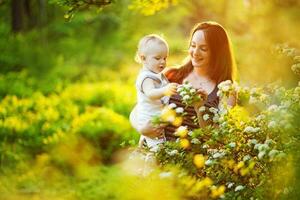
[133,34,177,151]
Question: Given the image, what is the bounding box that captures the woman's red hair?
[165,21,236,84]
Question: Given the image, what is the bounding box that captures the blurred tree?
[11,0,48,33]
[128,0,179,16]
[11,0,23,32]
[50,0,113,20]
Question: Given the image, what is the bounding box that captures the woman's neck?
[193,67,209,78]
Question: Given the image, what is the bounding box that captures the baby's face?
[143,42,168,74]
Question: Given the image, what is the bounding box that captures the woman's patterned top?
[164,86,219,141]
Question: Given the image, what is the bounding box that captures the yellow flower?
[180,138,190,149]
[227,159,235,169]
[234,161,245,174]
[175,126,188,138]
[160,107,176,122]
[240,168,249,176]
[194,177,213,191]
[202,177,213,187]
[211,185,226,198]
[248,161,256,170]
[193,154,205,168]
[237,161,245,168]
[172,116,183,127]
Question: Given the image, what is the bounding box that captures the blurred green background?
[0,0,299,199]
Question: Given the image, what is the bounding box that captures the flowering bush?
[151,49,300,199]
[177,81,202,107]
[0,83,137,166]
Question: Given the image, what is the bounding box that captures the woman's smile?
[189,30,210,68]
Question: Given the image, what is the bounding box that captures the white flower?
[175,107,184,114]
[254,143,261,150]
[168,150,178,156]
[265,139,273,145]
[294,55,300,62]
[227,182,234,188]
[222,85,230,92]
[203,114,210,121]
[177,86,183,92]
[243,155,251,162]
[218,80,232,89]
[177,126,187,132]
[250,88,258,95]
[268,104,279,112]
[191,138,200,144]
[168,103,177,109]
[202,144,209,148]
[260,94,268,101]
[218,116,225,122]
[212,115,219,123]
[249,96,258,104]
[228,142,236,148]
[244,126,254,133]
[186,82,193,88]
[253,127,260,132]
[199,106,206,112]
[213,152,225,159]
[255,114,265,121]
[234,185,245,192]
[205,159,213,166]
[190,88,196,93]
[209,107,218,114]
[188,131,194,136]
[180,91,187,96]
[183,95,190,101]
[258,144,269,152]
[258,151,266,159]
[244,126,260,133]
[268,121,276,129]
[248,139,258,145]
[159,172,173,179]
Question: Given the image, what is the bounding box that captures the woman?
[130,21,237,141]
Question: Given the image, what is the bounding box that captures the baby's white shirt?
[135,69,169,150]
[135,68,169,128]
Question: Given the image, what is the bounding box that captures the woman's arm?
[227,91,237,107]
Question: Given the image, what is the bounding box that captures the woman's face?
[189,30,210,69]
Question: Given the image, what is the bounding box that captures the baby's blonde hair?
[135,34,168,63]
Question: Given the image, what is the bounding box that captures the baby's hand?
[164,83,178,96]
[193,87,208,108]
